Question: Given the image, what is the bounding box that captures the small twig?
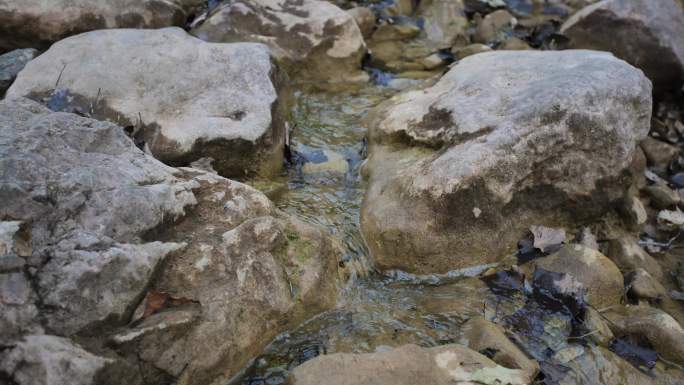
[54,63,67,88]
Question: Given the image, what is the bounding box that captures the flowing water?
[235,83,515,384]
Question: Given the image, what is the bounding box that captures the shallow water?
[236,83,514,384]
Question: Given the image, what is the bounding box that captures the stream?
[236,83,517,384]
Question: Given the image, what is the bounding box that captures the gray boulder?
[191,0,368,83]
[361,50,651,274]
[6,28,288,178]
[561,0,684,95]
[0,48,37,96]
[0,97,343,385]
[0,0,202,52]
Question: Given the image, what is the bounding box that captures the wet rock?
[451,43,492,60]
[0,0,201,52]
[287,344,534,385]
[644,182,680,209]
[347,7,376,38]
[606,236,663,280]
[474,9,516,44]
[417,0,469,48]
[6,28,288,179]
[361,50,651,274]
[561,0,684,95]
[191,0,368,83]
[580,307,613,346]
[461,317,540,380]
[627,268,667,300]
[640,137,680,170]
[419,53,448,70]
[523,245,623,309]
[0,335,113,385]
[0,48,37,96]
[604,305,684,366]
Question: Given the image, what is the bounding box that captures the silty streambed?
[233,83,665,385]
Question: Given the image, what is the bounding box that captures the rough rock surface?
[0,97,343,385]
[523,245,624,309]
[6,28,288,178]
[361,50,652,274]
[0,0,203,52]
[287,344,535,385]
[0,48,37,96]
[191,0,368,82]
[561,0,684,94]
[112,170,343,385]
[0,335,113,385]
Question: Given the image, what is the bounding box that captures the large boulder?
[6,28,288,178]
[416,0,469,49]
[361,50,651,274]
[0,97,343,385]
[0,0,203,52]
[287,344,535,385]
[191,0,368,83]
[561,0,684,95]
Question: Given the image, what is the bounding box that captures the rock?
[657,208,684,230]
[604,305,684,366]
[561,0,684,95]
[577,227,599,250]
[1,97,195,335]
[554,345,658,385]
[640,137,680,169]
[460,317,540,380]
[287,344,535,385]
[6,28,288,179]
[385,0,414,16]
[619,192,647,229]
[606,236,664,280]
[474,9,515,44]
[417,0,469,49]
[0,48,37,96]
[0,335,112,385]
[627,268,667,300]
[523,245,624,309]
[191,0,368,83]
[500,37,530,50]
[580,307,614,346]
[644,182,680,209]
[419,53,447,70]
[0,97,343,385]
[361,50,651,274]
[451,43,492,60]
[0,0,202,52]
[114,171,343,385]
[347,7,376,38]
